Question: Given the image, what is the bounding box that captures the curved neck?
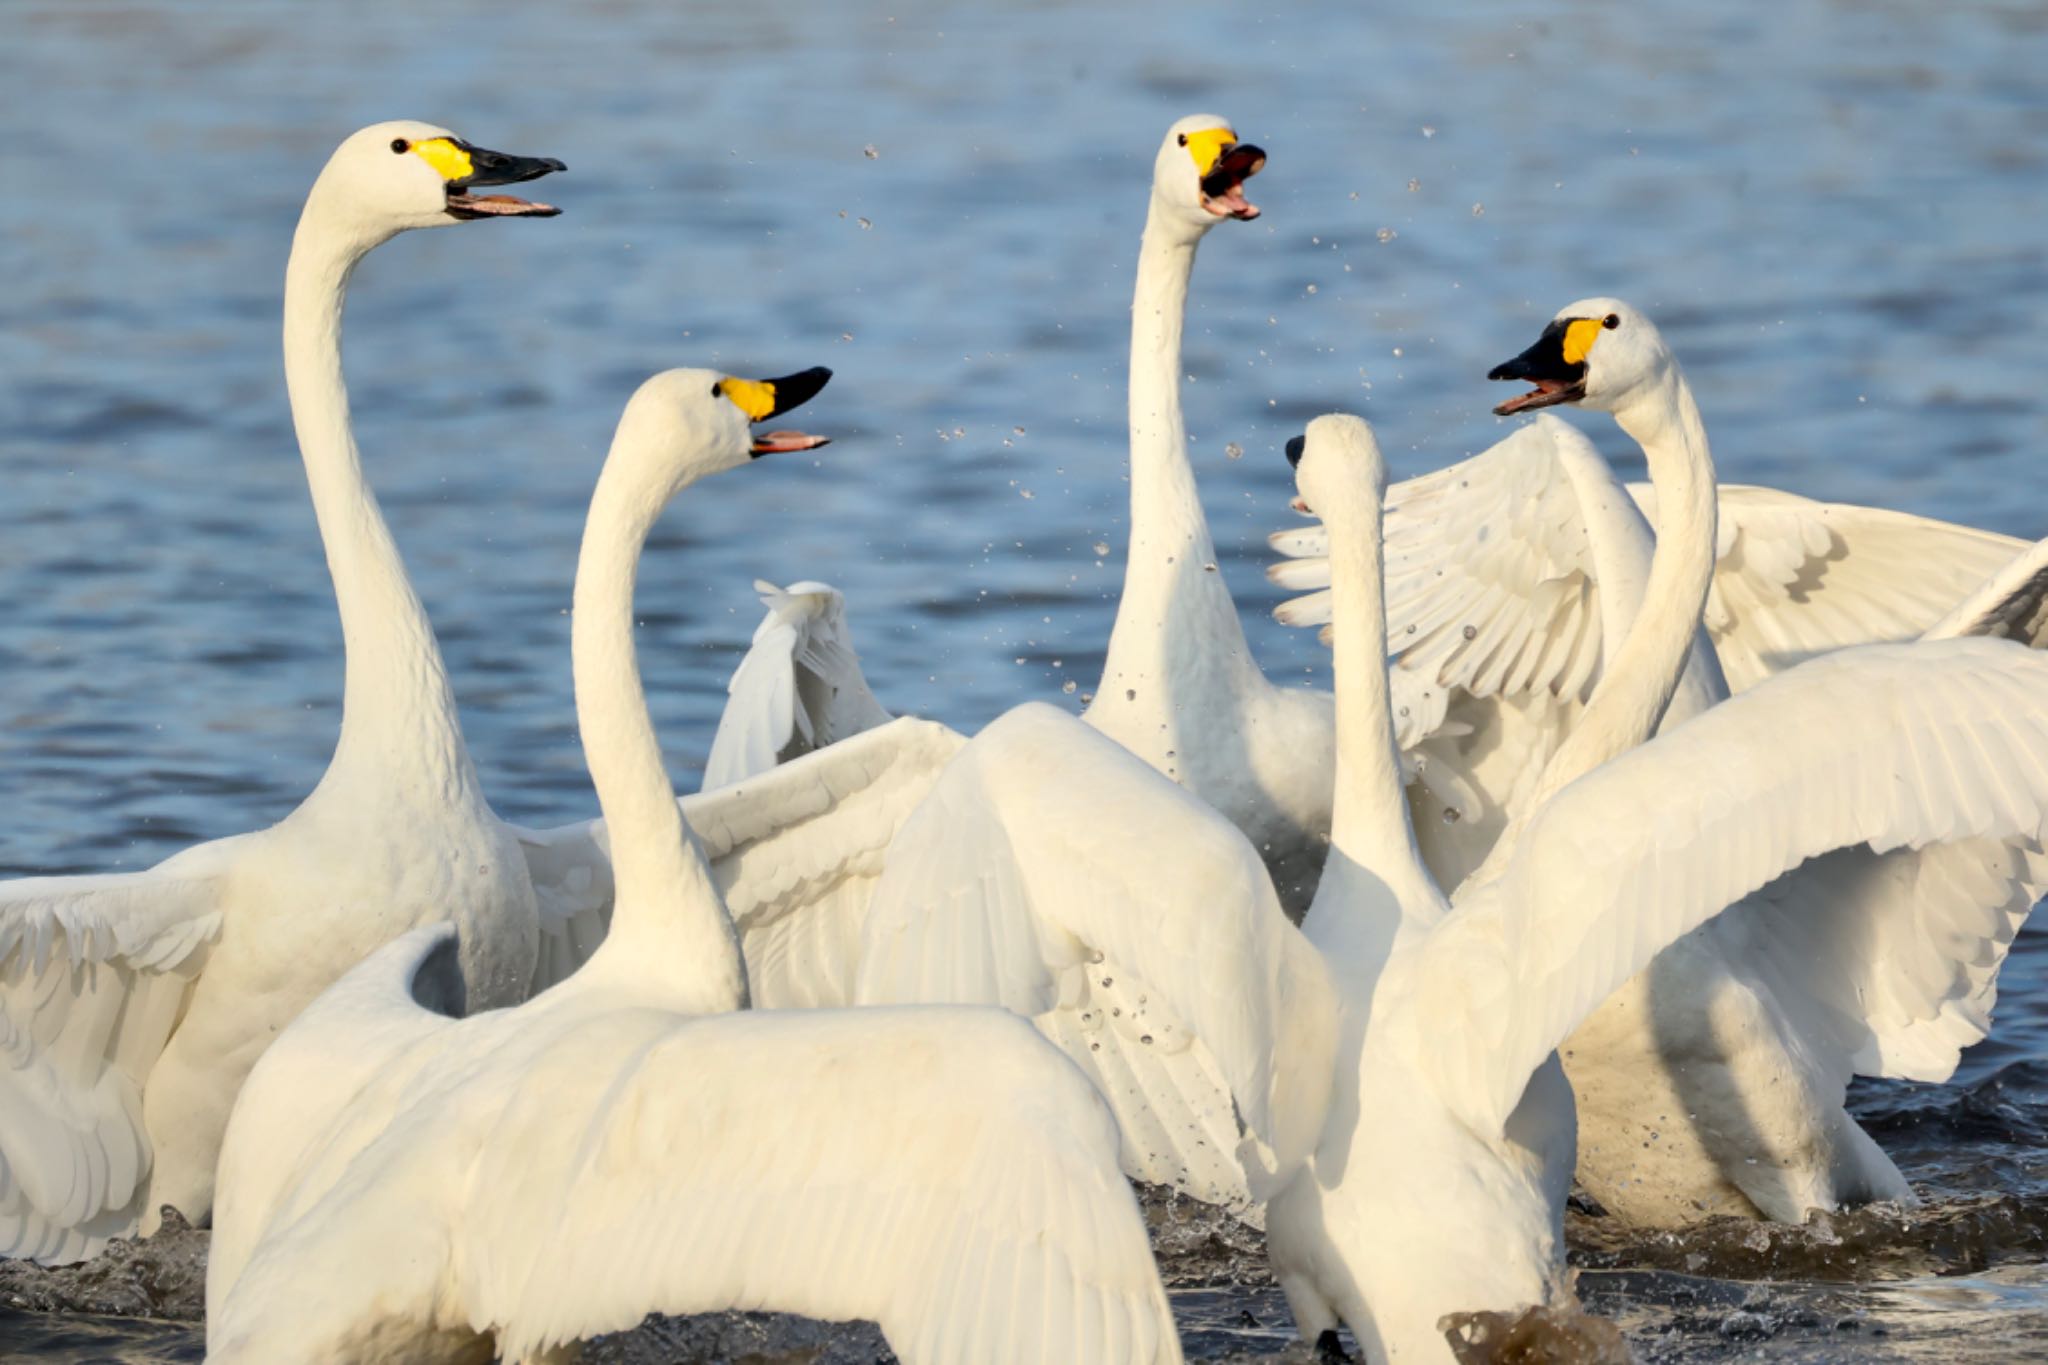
[284,198,477,798]
[1529,368,1717,808]
[1304,469,1445,979]
[1092,205,1262,711]
[571,440,747,1011]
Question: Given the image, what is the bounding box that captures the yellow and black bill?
[717,366,834,455]
[1487,317,1603,416]
[1198,138,1266,220]
[403,135,566,219]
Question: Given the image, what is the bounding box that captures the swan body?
[1264,413,2048,1360]
[1475,300,2048,1224]
[1066,115,1336,914]
[701,579,892,791]
[209,368,1179,1365]
[0,121,566,1261]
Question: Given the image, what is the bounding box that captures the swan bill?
[720,365,833,455]
[1199,141,1266,220]
[1488,317,1593,415]
[438,139,567,220]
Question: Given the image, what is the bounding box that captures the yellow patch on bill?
[410,137,476,183]
[1562,317,1605,366]
[1183,126,1238,176]
[721,377,777,421]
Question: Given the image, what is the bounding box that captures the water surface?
[2,0,2046,1358]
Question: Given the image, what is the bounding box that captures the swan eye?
[1603,313,1620,330]
[1177,133,1188,146]
[710,382,723,398]
[390,138,410,154]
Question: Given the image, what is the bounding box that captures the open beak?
[1200,142,1266,220]
[1487,319,1587,416]
[444,142,567,220]
[725,366,833,456]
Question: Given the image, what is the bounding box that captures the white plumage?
[1263,412,2048,1362]
[0,122,566,1260]
[702,580,893,791]
[208,367,1178,1365]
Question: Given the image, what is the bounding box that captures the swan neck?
[1092,206,1259,713]
[283,200,477,797]
[1303,473,1443,975]
[571,442,747,1011]
[1531,367,1717,807]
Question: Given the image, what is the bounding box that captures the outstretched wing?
[1636,484,2026,692]
[517,718,966,1001]
[855,703,1340,1210]
[216,1006,1182,1365]
[701,580,894,792]
[0,839,238,1263]
[1272,416,1620,747]
[1416,639,2048,1134]
[1728,535,2048,1084]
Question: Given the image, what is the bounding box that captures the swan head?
[614,365,833,494]
[1285,413,1385,518]
[308,121,565,243]
[1487,298,1672,417]
[1153,114,1265,233]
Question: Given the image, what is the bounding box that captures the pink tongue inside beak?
[752,430,831,454]
[1205,183,1260,219]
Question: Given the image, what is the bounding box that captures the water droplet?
[1376,227,1397,244]
[952,427,965,438]
[1202,562,1218,573]
[1020,488,1035,499]
[1421,124,1437,138]
[1391,347,1404,357]
[1141,1034,1154,1045]
[1062,679,1077,694]
[1442,807,1462,824]
[1407,178,1420,192]
[1225,441,1244,460]
[1126,688,1137,701]
[862,143,879,159]
[1471,202,1485,217]
[1462,624,1478,640]
[1405,623,1417,635]
[857,216,873,230]
[1306,282,1319,294]
[839,332,854,342]
[1093,541,1111,557]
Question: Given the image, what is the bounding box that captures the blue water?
[2,0,2046,1359]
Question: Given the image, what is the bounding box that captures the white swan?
[700,579,891,791]
[1078,115,1340,912]
[1263,412,2048,1361]
[0,121,567,1262]
[206,367,1180,1365]
[1461,300,2048,1224]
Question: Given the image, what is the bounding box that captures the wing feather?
[701,581,895,792]
[854,704,1339,1192]
[219,1007,1180,1364]
[0,843,233,1262]
[1634,485,2027,691]
[1419,639,2048,1133]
